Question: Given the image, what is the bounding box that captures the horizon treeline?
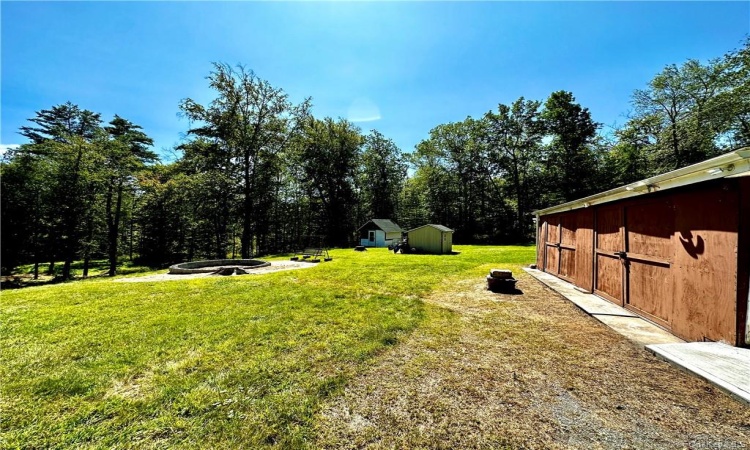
[2,38,748,277]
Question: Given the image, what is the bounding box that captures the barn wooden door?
[595,200,675,328]
[594,206,625,305]
[543,213,577,280]
[558,214,577,282]
[544,216,560,275]
[624,200,674,328]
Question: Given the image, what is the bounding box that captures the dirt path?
[116,260,316,282]
[316,271,750,449]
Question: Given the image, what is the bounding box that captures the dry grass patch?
[316,270,750,449]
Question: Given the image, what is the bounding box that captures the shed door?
[594,206,625,305]
[624,200,674,328]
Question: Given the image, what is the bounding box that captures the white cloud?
[0,144,21,156]
[347,97,381,123]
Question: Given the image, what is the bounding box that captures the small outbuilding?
[407,224,454,254]
[357,219,403,248]
[534,148,750,347]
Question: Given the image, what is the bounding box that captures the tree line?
[2,39,748,277]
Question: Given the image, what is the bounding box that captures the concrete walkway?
[647,342,750,405]
[523,267,750,405]
[522,268,683,347]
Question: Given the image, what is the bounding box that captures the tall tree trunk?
[62,258,72,280]
[128,193,137,261]
[31,227,40,280]
[61,144,85,280]
[512,160,525,241]
[83,212,96,278]
[241,150,253,258]
[129,219,134,261]
[671,120,680,165]
[108,181,124,276]
[669,100,680,167]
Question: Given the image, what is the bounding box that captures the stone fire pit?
[168,259,270,275]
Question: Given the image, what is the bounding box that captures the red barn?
[535,149,750,346]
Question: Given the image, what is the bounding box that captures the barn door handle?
[615,251,627,258]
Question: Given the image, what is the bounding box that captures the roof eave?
[356,220,376,232]
[534,148,750,217]
[407,224,455,233]
[357,219,403,233]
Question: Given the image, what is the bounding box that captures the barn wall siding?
[670,182,739,343]
[536,220,545,269]
[574,209,594,292]
[537,178,744,346]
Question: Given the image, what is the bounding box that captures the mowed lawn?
[0,246,533,448]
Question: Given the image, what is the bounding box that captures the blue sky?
[2,1,749,160]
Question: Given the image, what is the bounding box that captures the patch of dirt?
[116,260,317,283]
[105,373,149,400]
[316,271,750,449]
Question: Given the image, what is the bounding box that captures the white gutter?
[534,148,750,216]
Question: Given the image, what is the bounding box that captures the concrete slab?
[646,342,750,405]
[523,268,682,347]
[523,268,637,317]
[596,315,685,347]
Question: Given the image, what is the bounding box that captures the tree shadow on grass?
[1,263,158,290]
[1,275,68,290]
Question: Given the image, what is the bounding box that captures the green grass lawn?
[0,245,534,448]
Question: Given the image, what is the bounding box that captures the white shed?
[357,219,403,247]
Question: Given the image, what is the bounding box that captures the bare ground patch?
[116,260,317,283]
[316,272,750,449]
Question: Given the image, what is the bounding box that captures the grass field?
[0,246,534,448]
[5,259,155,288]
